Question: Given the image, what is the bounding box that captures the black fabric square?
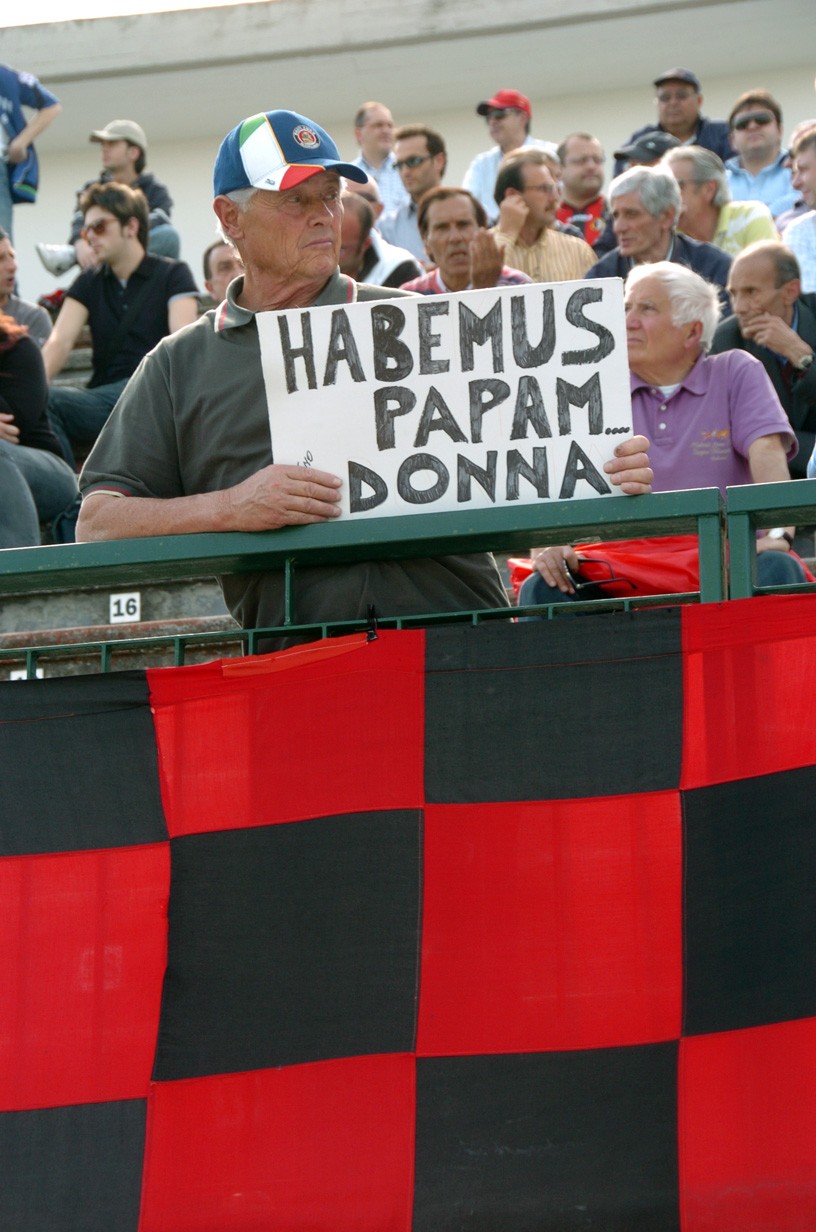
[0,1099,145,1232]
[414,1046,679,1231]
[0,673,167,855]
[683,765,816,1035]
[425,612,683,802]
[153,809,421,1079]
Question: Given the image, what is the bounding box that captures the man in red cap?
[462,89,556,224]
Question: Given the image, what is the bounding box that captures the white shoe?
[36,243,77,277]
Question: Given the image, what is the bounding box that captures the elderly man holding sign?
[76,109,652,645]
[521,262,805,608]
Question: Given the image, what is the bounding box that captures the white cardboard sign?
[257,279,632,519]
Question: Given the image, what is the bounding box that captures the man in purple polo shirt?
[520,261,805,605]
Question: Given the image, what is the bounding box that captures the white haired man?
[663,145,777,256]
[520,261,805,608]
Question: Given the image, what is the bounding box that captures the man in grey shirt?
[0,227,51,346]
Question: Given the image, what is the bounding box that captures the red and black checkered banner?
[1,598,815,1230]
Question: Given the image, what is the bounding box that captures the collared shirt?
[490,225,595,283]
[350,151,408,215]
[782,211,816,293]
[709,200,778,255]
[725,151,798,219]
[462,137,558,223]
[378,200,425,262]
[399,265,531,294]
[630,350,796,495]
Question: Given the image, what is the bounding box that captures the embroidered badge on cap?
[293,125,320,149]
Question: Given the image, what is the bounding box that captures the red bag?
[509,535,814,600]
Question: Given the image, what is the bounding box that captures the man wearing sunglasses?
[613,69,732,179]
[462,89,557,224]
[379,125,447,263]
[42,180,197,466]
[725,91,797,220]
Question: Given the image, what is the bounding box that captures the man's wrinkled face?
[727,251,796,329]
[560,137,605,202]
[792,144,816,209]
[730,107,782,164]
[355,106,395,161]
[238,171,343,284]
[205,242,243,302]
[0,238,17,299]
[422,194,480,285]
[656,82,701,134]
[612,191,673,261]
[625,274,695,373]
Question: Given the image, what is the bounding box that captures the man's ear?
[686,318,704,350]
[213,195,244,241]
[781,277,801,310]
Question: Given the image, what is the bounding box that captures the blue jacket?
[613,116,733,177]
[586,232,733,316]
[0,63,59,204]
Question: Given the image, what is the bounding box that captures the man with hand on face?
[492,148,595,283]
[400,187,530,293]
[710,240,816,477]
[76,109,653,648]
[379,124,446,264]
[520,262,804,609]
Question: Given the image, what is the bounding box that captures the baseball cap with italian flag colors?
[213,110,367,196]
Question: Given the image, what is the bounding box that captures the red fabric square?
[138,1055,416,1232]
[679,1017,816,1230]
[148,631,425,837]
[417,795,682,1056]
[0,843,169,1111]
[682,597,816,789]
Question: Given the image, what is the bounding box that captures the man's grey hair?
[609,165,681,219]
[216,187,257,241]
[662,145,731,207]
[625,261,722,349]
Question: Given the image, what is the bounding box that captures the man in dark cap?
[614,130,680,170]
[613,69,733,176]
[462,88,557,222]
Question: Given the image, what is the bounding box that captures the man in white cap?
[36,118,180,275]
[75,107,655,647]
[462,89,557,224]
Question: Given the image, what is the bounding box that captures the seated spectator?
[339,190,422,287]
[400,187,531,293]
[0,313,77,545]
[556,132,615,255]
[200,239,243,308]
[663,145,777,255]
[350,101,407,215]
[776,119,816,232]
[463,89,557,223]
[614,130,680,170]
[781,126,816,292]
[379,125,447,263]
[36,119,180,277]
[0,225,51,346]
[710,241,816,476]
[42,181,198,466]
[587,165,732,314]
[725,91,797,219]
[520,262,804,609]
[492,148,595,282]
[613,69,732,177]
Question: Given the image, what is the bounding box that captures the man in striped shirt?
[490,148,595,283]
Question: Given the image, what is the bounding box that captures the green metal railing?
[726,478,816,598]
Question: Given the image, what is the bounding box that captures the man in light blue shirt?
[725,89,797,219]
[462,89,556,224]
[350,101,408,216]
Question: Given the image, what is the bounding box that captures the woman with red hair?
[0,312,77,546]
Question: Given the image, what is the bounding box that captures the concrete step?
[0,576,232,636]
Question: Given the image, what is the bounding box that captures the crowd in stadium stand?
[2,58,816,584]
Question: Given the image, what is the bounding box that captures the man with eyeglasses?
[492,148,595,283]
[379,125,447,263]
[613,69,732,178]
[42,180,197,465]
[725,91,797,220]
[462,89,557,224]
